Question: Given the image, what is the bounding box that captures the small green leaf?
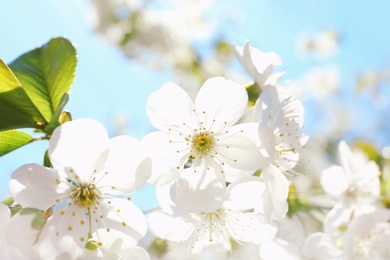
[0,130,35,156]
[44,93,69,134]
[19,208,46,230]
[31,212,46,230]
[2,197,14,207]
[9,37,77,123]
[0,59,45,130]
[19,207,41,215]
[43,149,52,168]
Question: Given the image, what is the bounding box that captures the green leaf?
[9,37,77,123]
[43,149,52,168]
[44,93,69,134]
[0,59,45,130]
[0,130,35,156]
[19,208,46,230]
[2,197,14,207]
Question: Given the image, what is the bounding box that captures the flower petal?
[9,163,70,210]
[176,167,225,213]
[195,77,247,132]
[49,118,109,183]
[189,213,231,253]
[320,165,348,200]
[146,82,197,133]
[99,240,151,260]
[302,232,341,259]
[337,141,355,178]
[155,180,186,216]
[142,132,190,186]
[260,167,289,221]
[259,238,302,260]
[94,198,147,246]
[215,133,263,171]
[225,211,277,244]
[234,41,282,89]
[223,176,265,211]
[257,122,276,167]
[36,205,88,259]
[148,212,196,242]
[95,135,152,194]
[6,210,41,248]
[0,203,10,235]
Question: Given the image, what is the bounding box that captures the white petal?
[0,206,39,259]
[146,82,197,133]
[254,90,269,123]
[225,211,277,244]
[6,209,41,248]
[100,240,150,260]
[36,205,87,259]
[258,123,276,167]
[215,133,263,171]
[260,238,302,260]
[320,165,348,200]
[234,41,282,89]
[189,213,231,253]
[95,135,151,194]
[302,233,341,259]
[0,203,10,235]
[223,176,265,211]
[195,77,247,132]
[355,161,380,199]
[337,141,354,177]
[155,181,186,216]
[272,96,304,129]
[148,212,196,242]
[323,204,354,235]
[260,167,289,221]
[9,163,70,210]
[142,132,190,186]
[223,166,254,184]
[94,198,147,246]
[176,167,225,213]
[49,118,109,183]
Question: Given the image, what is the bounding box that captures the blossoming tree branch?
[0,37,389,259]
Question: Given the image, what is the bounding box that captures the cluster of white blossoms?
[301,141,390,260]
[143,40,309,257]
[4,40,388,260]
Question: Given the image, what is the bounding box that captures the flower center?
[192,132,214,156]
[71,183,100,207]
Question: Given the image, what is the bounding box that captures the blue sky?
[1,0,389,210]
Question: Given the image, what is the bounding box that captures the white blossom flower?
[321,141,381,234]
[0,203,40,259]
[233,40,284,90]
[9,118,151,258]
[296,29,340,60]
[253,86,308,221]
[254,86,308,176]
[143,76,267,186]
[343,209,390,259]
[301,232,342,260]
[149,174,277,254]
[259,210,309,260]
